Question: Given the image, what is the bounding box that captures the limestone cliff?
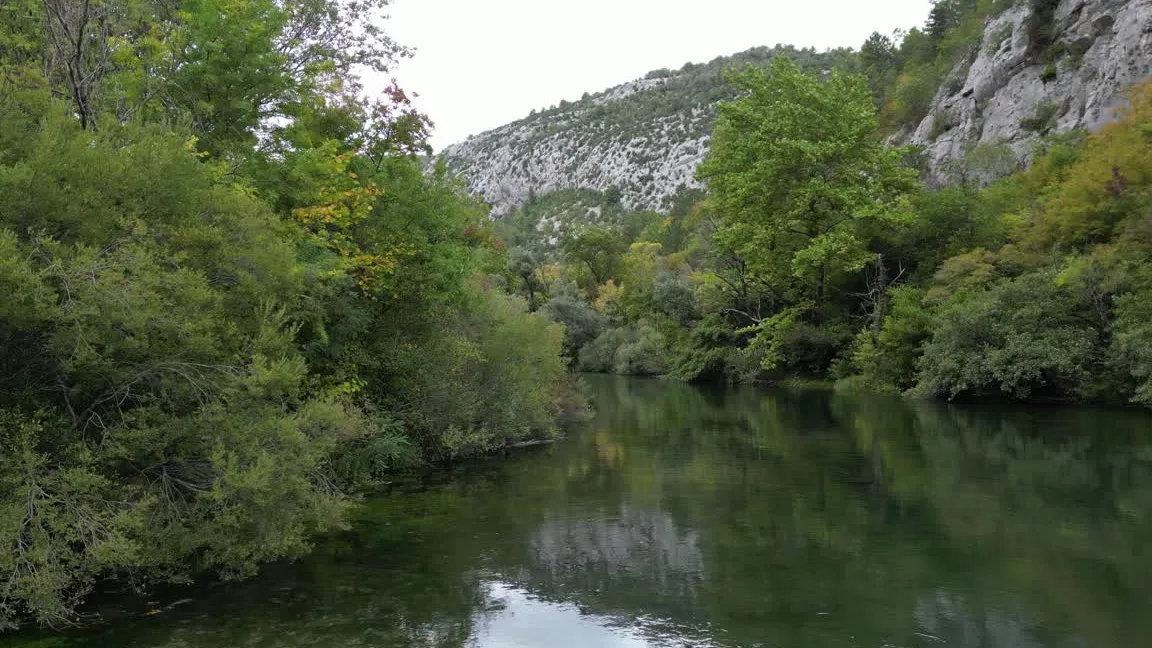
[441,1,1152,215]
[906,0,1152,181]
[437,47,852,216]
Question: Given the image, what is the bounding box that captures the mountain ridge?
[440,0,1152,215]
[437,46,855,215]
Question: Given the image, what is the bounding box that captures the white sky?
[383,0,935,152]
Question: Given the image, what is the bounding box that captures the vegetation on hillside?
[478,45,859,149]
[505,52,1152,407]
[0,0,580,629]
[862,0,1019,131]
[445,0,1084,217]
[440,45,860,214]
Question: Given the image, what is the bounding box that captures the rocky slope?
[441,0,1152,214]
[906,0,1152,181]
[437,47,854,216]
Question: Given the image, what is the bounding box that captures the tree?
[697,57,916,306]
[926,0,977,44]
[508,247,548,310]
[926,0,958,43]
[860,31,899,105]
[913,270,1099,401]
[41,0,119,129]
[604,184,623,207]
[542,281,605,360]
[0,114,363,628]
[0,0,579,627]
[860,32,897,71]
[560,225,627,293]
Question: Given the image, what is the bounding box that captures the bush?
[579,324,669,376]
[1020,101,1060,134]
[0,117,356,627]
[668,314,745,382]
[1025,0,1061,62]
[386,288,569,458]
[845,287,935,391]
[614,324,669,376]
[579,327,631,373]
[652,271,697,324]
[1111,289,1152,405]
[913,271,1098,401]
[541,281,604,359]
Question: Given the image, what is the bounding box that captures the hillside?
[903,0,1152,182]
[441,0,1152,214]
[438,46,856,215]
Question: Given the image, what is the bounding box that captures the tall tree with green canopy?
[696,56,915,375]
[698,56,916,305]
[560,225,628,294]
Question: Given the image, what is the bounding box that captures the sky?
[382,0,935,152]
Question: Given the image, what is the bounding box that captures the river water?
[6,376,1152,648]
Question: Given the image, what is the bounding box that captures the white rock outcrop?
[438,79,710,216]
[906,0,1152,182]
[444,1,1152,214]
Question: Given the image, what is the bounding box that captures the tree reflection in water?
[6,375,1151,648]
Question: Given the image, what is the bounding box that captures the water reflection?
[5,376,1152,648]
[469,582,717,648]
[530,505,706,595]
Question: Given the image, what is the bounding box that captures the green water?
[7,376,1152,648]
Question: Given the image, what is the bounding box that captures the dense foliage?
[442,45,860,216]
[862,0,1019,131]
[0,0,579,629]
[503,45,1152,408]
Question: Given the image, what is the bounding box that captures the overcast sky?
[383,0,935,151]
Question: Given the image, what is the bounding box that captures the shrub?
[613,324,669,376]
[1025,0,1061,62]
[579,327,631,373]
[846,287,935,391]
[579,324,669,376]
[913,271,1098,401]
[1111,289,1152,406]
[541,281,604,359]
[389,288,569,458]
[1020,100,1060,134]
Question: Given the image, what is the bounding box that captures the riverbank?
[6,376,1152,648]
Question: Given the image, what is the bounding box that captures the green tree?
[860,31,899,105]
[542,281,605,360]
[0,0,578,627]
[926,0,977,44]
[508,247,549,310]
[0,113,365,628]
[560,225,628,293]
[698,57,916,306]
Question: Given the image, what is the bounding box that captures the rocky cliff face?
[907,0,1152,181]
[440,88,709,217]
[442,2,1152,215]
[437,47,851,216]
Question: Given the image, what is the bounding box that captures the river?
[5,375,1152,648]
